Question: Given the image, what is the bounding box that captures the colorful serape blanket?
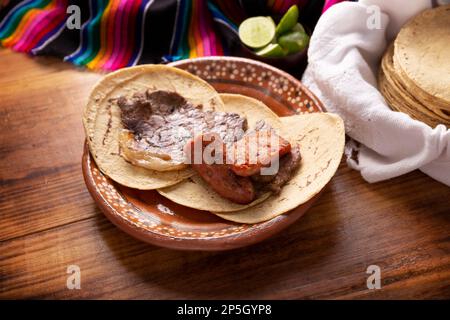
[0,0,344,71]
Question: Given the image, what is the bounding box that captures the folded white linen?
[302,1,450,186]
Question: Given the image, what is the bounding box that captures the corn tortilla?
[213,113,345,223]
[83,65,223,190]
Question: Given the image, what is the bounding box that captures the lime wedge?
[292,22,305,34]
[278,30,309,54]
[275,5,299,36]
[255,43,286,58]
[239,17,276,49]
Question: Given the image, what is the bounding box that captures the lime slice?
[255,43,286,58]
[275,5,299,36]
[278,30,309,54]
[239,17,276,49]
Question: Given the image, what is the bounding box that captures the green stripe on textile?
[73,0,108,66]
[175,0,191,60]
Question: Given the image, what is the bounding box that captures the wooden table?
[0,49,449,299]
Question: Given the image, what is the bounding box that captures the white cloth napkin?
[302,0,450,186]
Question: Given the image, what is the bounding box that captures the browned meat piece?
[117,90,247,163]
[117,92,154,133]
[250,172,276,185]
[263,145,301,194]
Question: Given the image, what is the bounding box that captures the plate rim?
[169,56,325,114]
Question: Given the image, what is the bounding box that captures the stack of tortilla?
[379,5,450,128]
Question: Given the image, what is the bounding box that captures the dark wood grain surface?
[0,49,449,299]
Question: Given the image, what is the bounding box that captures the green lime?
[275,5,299,36]
[239,16,276,49]
[278,30,309,54]
[292,22,306,34]
[255,43,286,58]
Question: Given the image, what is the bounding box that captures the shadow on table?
[24,53,105,75]
[94,185,342,299]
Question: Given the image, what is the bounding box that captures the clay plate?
[82,57,326,251]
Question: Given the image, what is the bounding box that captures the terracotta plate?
[82,57,325,251]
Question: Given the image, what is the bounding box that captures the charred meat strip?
[184,132,301,204]
[185,134,256,204]
[228,130,292,177]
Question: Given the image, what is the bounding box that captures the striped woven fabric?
[0,0,68,53]
[0,0,337,71]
